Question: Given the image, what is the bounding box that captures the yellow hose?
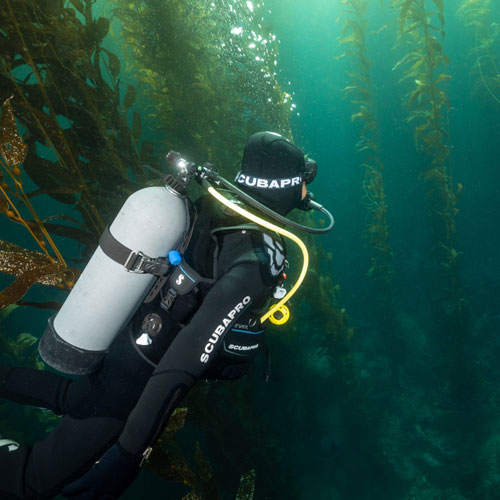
[207,186,309,324]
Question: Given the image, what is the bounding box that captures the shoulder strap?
[210,223,260,234]
[210,222,283,242]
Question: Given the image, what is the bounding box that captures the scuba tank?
[39,186,189,375]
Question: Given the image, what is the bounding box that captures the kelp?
[111,0,292,176]
[338,0,394,306]
[392,4,479,497]
[0,329,42,369]
[234,469,256,500]
[0,305,43,368]
[0,0,146,248]
[0,0,150,307]
[457,0,500,105]
[392,0,464,322]
[146,407,200,488]
[0,97,66,265]
[0,240,76,307]
[0,305,59,441]
[0,96,79,306]
[147,407,255,500]
[307,246,356,382]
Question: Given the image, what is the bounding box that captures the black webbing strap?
[210,223,261,235]
[210,223,284,246]
[99,226,171,276]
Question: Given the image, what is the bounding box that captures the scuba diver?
[0,131,333,500]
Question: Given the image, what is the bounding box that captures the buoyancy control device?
[39,186,189,375]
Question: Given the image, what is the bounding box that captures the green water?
[1,0,500,499]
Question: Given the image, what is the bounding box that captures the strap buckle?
[124,250,149,273]
[160,288,177,311]
[124,251,171,276]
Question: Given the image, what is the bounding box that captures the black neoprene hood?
[235,131,306,215]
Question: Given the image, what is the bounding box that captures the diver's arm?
[117,262,269,459]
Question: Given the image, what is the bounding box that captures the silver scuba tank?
[38,185,188,375]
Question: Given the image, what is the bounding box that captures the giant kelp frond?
[0,240,77,308]
[148,406,255,499]
[457,0,500,105]
[338,0,394,297]
[0,0,154,306]
[235,470,256,500]
[0,96,27,169]
[393,0,464,320]
[0,328,42,368]
[0,95,79,306]
[0,0,146,250]
[0,96,68,267]
[147,407,201,491]
[1,0,104,236]
[111,0,292,174]
[457,0,492,32]
[148,407,216,497]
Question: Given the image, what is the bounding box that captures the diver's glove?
[61,442,140,500]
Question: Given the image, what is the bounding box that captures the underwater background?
[1,0,500,499]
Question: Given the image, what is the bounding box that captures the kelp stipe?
[392,0,464,324]
[392,0,470,399]
[338,0,394,316]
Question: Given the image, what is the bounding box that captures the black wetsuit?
[0,195,286,500]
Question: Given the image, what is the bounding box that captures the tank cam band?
[99,227,172,276]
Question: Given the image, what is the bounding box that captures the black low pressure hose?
[206,172,335,234]
[161,152,335,234]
